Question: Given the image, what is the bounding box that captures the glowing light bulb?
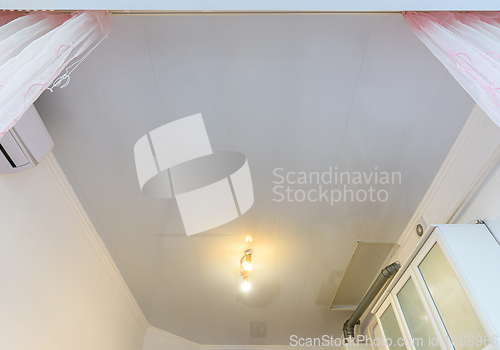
[241,253,253,271]
[241,275,251,291]
[241,281,251,291]
[246,236,252,243]
[242,261,253,271]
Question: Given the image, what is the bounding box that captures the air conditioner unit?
[0,105,54,173]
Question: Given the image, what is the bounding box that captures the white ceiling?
[35,14,474,345]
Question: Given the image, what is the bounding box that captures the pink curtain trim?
[0,10,110,139]
[404,11,500,126]
[0,12,24,26]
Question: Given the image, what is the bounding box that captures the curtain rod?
[50,10,403,16]
[111,11,403,15]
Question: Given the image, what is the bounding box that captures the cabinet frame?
[371,224,500,350]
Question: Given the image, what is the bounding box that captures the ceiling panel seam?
[272,14,300,326]
[190,16,230,343]
[359,59,438,240]
[140,17,212,341]
[187,234,216,343]
[291,16,375,320]
[142,17,168,125]
[218,16,230,151]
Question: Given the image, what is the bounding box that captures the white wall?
[456,161,500,225]
[455,155,500,245]
[0,154,148,350]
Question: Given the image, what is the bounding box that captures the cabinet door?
[379,304,408,350]
[396,277,441,350]
[376,269,447,350]
[417,243,486,350]
[371,322,389,350]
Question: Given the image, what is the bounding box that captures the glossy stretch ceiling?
[35,14,474,345]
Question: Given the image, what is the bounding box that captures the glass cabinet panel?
[397,278,440,350]
[380,304,407,350]
[373,322,389,350]
[418,243,486,350]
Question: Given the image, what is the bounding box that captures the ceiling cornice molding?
[44,152,150,331]
[200,346,324,350]
[147,326,325,349]
[148,326,201,348]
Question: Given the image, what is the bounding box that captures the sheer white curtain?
[404,12,500,128]
[0,11,110,139]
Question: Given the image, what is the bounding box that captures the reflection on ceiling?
[134,113,255,236]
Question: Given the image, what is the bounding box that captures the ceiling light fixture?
[241,274,251,291]
[240,250,253,271]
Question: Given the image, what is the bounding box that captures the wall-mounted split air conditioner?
[0,105,54,173]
